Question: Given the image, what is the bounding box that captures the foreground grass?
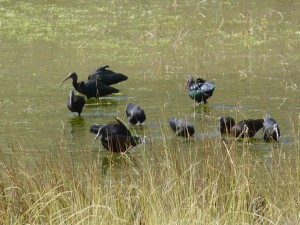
[0,129,299,224]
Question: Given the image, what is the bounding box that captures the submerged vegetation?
[0,120,299,224]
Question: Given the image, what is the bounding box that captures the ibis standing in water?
[125,103,146,125]
[169,117,195,137]
[60,72,119,98]
[185,75,215,104]
[217,116,235,134]
[88,65,128,85]
[218,116,264,138]
[90,117,142,153]
[67,90,86,116]
[262,115,280,142]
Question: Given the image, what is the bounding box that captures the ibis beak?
[92,129,102,146]
[59,75,71,86]
[184,79,189,90]
[59,72,77,86]
[274,124,279,141]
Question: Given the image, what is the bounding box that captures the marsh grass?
[0,121,299,225]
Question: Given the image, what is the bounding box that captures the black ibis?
[169,117,195,137]
[67,90,86,116]
[60,72,119,98]
[126,103,146,125]
[88,65,128,85]
[218,116,235,134]
[218,116,264,138]
[262,115,280,142]
[185,75,215,104]
[90,117,142,152]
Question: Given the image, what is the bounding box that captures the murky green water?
[0,0,299,164]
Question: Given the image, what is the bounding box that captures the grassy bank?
[0,126,299,225]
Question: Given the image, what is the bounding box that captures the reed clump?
[0,128,299,224]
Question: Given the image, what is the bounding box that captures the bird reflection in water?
[100,153,139,176]
[68,116,86,138]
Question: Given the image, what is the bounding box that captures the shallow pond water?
[0,0,299,166]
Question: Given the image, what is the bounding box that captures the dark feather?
[169,117,195,137]
[218,116,264,138]
[88,65,128,85]
[185,75,215,104]
[67,90,85,116]
[262,115,280,142]
[126,103,146,125]
[90,117,142,152]
[60,72,119,98]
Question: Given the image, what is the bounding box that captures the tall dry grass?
[0,120,299,225]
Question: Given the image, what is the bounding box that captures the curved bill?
[92,128,102,147]
[59,73,73,86]
[274,124,279,141]
[184,79,189,90]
